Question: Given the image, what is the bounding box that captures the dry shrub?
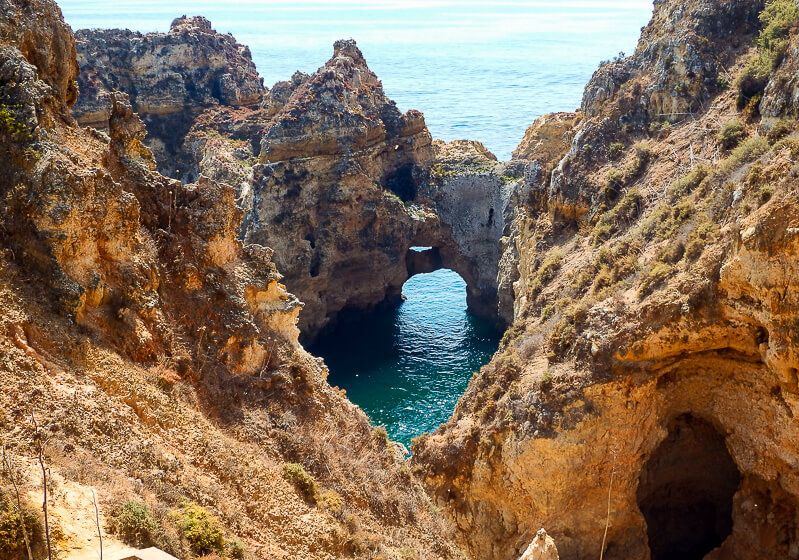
[0,487,45,560]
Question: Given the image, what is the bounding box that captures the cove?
[310,269,501,447]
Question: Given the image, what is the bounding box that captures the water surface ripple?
[311,270,500,446]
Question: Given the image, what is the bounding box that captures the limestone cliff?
[0,2,464,558]
[74,25,510,340]
[413,1,799,560]
[73,16,264,178]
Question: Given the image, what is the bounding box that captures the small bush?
[318,490,344,516]
[720,136,769,174]
[737,0,798,107]
[109,500,158,548]
[593,188,643,244]
[603,143,651,199]
[766,119,794,143]
[608,142,625,159]
[774,135,799,157]
[685,218,719,261]
[639,262,674,297]
[282,463,318,503]
[226,538,246,559]
[0,104,31,140]
[0,489,44,560]
[657,241,685,265]
[171,503,225,556]
[758,184,774,205]
[758,0,799,53]
[530,249,564,297]
[717,119,746,150]
[669,164,711,201]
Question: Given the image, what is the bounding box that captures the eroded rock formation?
[0,1,464,558]
[75,27,511,340]
[73,16,264,178]
[19,1,799,559]
[413,1,799,560]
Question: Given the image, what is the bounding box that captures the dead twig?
[92,489,103,560]
[599,449,618,560]
[31,412,52,560]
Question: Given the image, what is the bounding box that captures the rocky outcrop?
[545,0,765,222]
[761,28,799,120]
[171,38,511,340]
[243,40,436,338]
[413,1,799,560]
[581,0,763,121]
[424,140,524,324]
[73,16,264,177]
[73,26,512,340]
[0,2,465,558]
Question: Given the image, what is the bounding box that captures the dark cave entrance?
[385,163,417,202]
[637,414,741,560]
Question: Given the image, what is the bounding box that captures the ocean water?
[57,1,653,444]
[310,270,501,447]
[58,0,653,160]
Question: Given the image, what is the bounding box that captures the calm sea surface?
[310,270,501,447]
[58,0,652,160]
[58,1,652,444]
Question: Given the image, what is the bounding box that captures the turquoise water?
[58,0,652,159]
[310,270,500,447]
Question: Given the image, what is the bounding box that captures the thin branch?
[92,489,103,560]
[599,451,617,560]
[32,412,52,560]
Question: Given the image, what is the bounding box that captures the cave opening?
[637,414,741,560]
[384,163,417,202]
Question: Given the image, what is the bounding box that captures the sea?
[58,0,653,446]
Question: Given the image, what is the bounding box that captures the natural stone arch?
[404,221,499,326]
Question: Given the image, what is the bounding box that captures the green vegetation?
[529,248,564,297]
[593,187,643,244]
[774,135,799,157]
[737,0,799,108]
[639,262,674,297]
[717,119,747,150]
[719,135,769,174]
[649,120,672,135]
[685,217,719,261]
[608,142,625,159]
[603,142,652,199]
[668,164,711,201]
[766,119,795,143]
[171,503,225,556]
[0,103,30,140]
[110,500,158,548]
[0,489,43,560]
[282,462,319,502]
[226,538,246,559]
[318,489,344,516]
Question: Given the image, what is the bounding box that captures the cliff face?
[0,2,465,558]
[244,40,436,337]
[73,16,264,178]
[185,41,511,338]
[413,1,799,559]
[75,26,509,340]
